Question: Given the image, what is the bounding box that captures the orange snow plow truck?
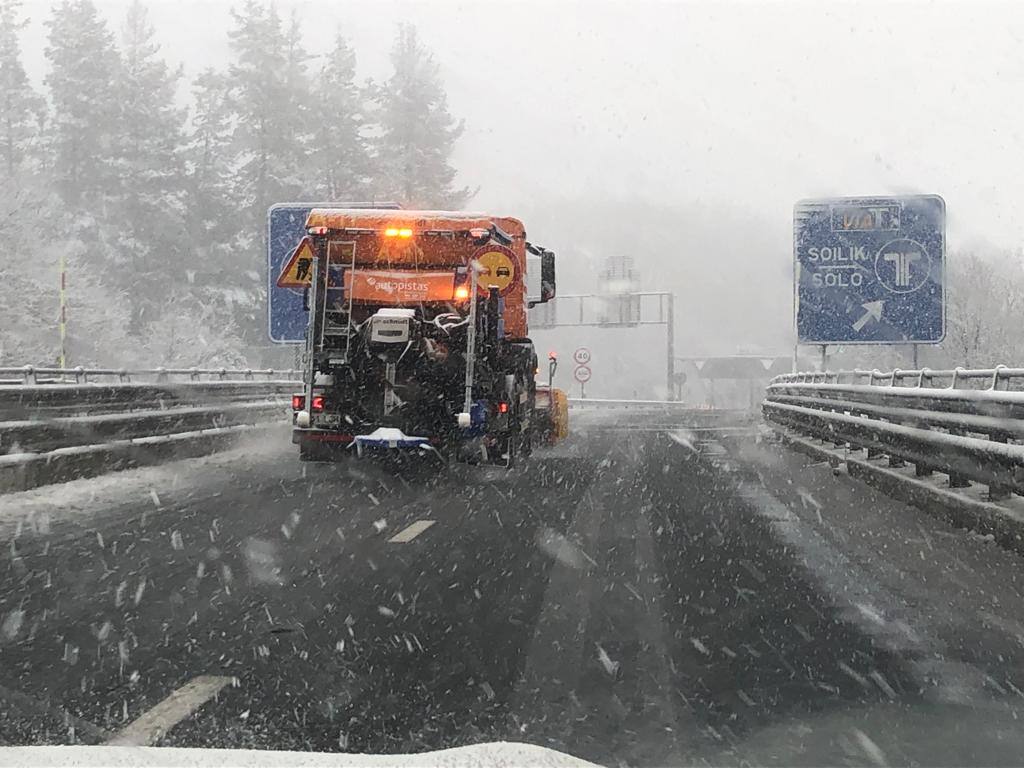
[281,207,567,466]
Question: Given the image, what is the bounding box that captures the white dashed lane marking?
[105,675,231,746]
[388,520,436,543]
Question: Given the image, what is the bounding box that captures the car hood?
[0,741,600,768]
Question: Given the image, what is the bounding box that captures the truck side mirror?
[540,250,556,303]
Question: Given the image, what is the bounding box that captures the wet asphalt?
[3,414,1024,765]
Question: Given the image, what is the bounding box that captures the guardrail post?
[985,434,1013,500]
[244,368,254,381]
[988,482,1012,501]
[118,368,130,383]
[943,427,971,487]
[218,368,228,380]
[155,367,168,382]
[22,365,35,385]
[74,365,85,384]
[189,367,200,381]
[992,365,1007,391]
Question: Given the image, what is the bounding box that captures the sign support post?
[58,253,67,369]
[666,293,675,400]
[572,350,592,397]
[533,292,675,399]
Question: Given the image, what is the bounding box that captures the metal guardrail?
[3,402,289,455]
[772,365,1024,390]
[0,366,301,385]
[567,398,702,410]
[763,367,1024,500]
[0,369,303,492]
[0,381,301,422]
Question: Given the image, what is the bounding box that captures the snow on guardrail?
[0,368,301,493]
[0,366,301,385]
[763,366,1024,552]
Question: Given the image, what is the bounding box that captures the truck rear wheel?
[500,431,516,468]
[299,443,323,462]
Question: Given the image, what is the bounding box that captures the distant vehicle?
[280,207,558,466]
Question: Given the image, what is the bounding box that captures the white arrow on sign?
[852,300,885,332]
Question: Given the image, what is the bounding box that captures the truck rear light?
[311,395,325,411]
[454,285,470,300]
[498,401,509,414]
[292,394,305,410]
[308,226,328,235]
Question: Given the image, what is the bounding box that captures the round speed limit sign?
[573,347,591,365]
[573,364,592,383]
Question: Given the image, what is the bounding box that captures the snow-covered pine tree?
[44,0,121,207]
[309,30,372,201]
[227,1,303,229]
[184,69,237,283]
[41,0,137,365]
[225,0,314,344]
[114,0,188,335]
[0,1,50,362]
[0,0,43,182]
[373,24,470,209]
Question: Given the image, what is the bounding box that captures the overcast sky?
[16,0,1024,363]
[17,0,1024,248]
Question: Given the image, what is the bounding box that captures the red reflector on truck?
[311,395,325,411]
[498,402,509,414]
[307,433,353,443]
[292,395,305,410]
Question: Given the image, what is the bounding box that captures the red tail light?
[498,401,509,414]
[311,395,325,411]
[292,394,305,410]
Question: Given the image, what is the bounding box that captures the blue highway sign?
[794,195,945,344]
[267,204,315,343]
